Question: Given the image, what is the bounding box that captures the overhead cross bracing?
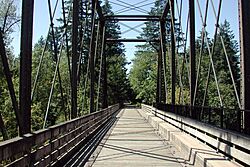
[0,0,248,139]
[0,0,250,166]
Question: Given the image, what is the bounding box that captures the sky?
[11,0,240,71]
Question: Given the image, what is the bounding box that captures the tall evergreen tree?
[102,0,132,105]
[207,20,240,108]
[130,0,175,104]
[193,20,240,109]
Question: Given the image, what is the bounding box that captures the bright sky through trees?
[11,0,239,72]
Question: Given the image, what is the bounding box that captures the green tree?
[31,37,70,129]
[129,49,158,104]
[194,20,240,109]
[207,20,240,108]
[0,0,20,140]
[102,0,132,105]
[129,0,174,104]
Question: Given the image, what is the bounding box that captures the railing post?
[25,134,34,165]
[208,108,211,124]
[237,109,242,132]
[220,108,224,128]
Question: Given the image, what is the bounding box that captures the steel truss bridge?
[0,0,250,166]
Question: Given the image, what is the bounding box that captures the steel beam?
[105,15,161,22]
[161,1,170,20]
[105,18,161,22]
[160,21,167,103]
[19,0,34,135]
[156,47,162,104]
[170,0,176,105]
[100,21,108,109]
[89,0,97,113]
[105,15,161,19]
[239,0,250,133]
[71,0,79,118]
[106,38,160,43]
[95,0,104,21]
[190,0,196,106]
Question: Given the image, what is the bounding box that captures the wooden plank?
[52,139,59,149]
[50,150,59,163]
[50,127,60,139]
[6,155,29,167]
[34,144,51,162]
[2,137,27,160]
[0,104,120,166]
[34,130,51,146]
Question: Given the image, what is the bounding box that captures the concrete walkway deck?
[89,108,189,167]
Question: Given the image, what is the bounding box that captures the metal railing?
[142,104,250,166]
[154,103,249,134]
[0,104,120,166]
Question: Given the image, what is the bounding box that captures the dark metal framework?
[0,0,249,136]
[189,0,195,107]
[71,0,79,118]
[239,0,250,133]
[19,0,34,135]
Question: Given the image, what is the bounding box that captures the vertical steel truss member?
[159,21,167,103]
[71,0,79,118]
[100,21,108,109]
[156,43,162,103]
[189,0,195,106]
[159,0,170,104]
[19,0,34,135]
[170,0,176,105]
[89,0,97,113]
[239,0,250,133]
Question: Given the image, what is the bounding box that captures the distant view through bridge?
[0,0,250,166]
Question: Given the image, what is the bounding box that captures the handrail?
[142,104,250,166]
[154,103,250,133]
[0,104,120,166]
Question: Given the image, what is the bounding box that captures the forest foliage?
[0,0,132,140]
[0,0,241,140]
[129,0,240,109]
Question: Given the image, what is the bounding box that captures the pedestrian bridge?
[1,104,249,167]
